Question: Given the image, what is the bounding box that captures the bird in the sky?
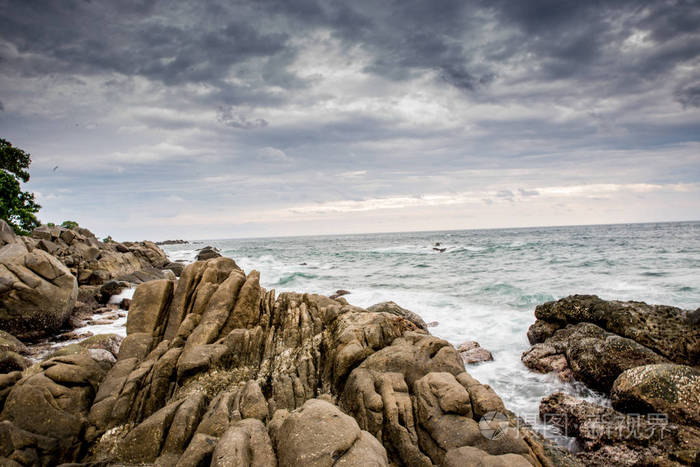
[52,166,59,172]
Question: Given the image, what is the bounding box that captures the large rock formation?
[29,224,170,286]
[523,296,700,465]
[522,295,699,392]
[0,221,78,340]
[0,256,575,465]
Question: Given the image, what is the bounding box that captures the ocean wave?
[275,272,319,286]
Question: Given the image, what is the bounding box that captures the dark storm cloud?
[675,83,700,109]
[1,0,699,239]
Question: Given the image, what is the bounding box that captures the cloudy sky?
[1,0,699,240]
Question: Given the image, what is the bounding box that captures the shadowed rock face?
[0,257,574,465]
[0,221,78,340]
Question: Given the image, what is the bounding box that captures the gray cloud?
[675,83,700,109]
[0,0,698,239]
[217,106,269,130]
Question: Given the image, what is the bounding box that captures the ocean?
[162,221,700,444]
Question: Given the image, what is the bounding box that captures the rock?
[273,399,388,467]
[0,330,28,355]
[0,352,112,464]
[540,392,700,466]
[120,298,132,310]
[155,240,189,245]
[522,322,668,393]
[366,301,428,331]
[329,289,350,299]
[163,261,184,277]
[98,280,125,303]
[78,333,123,358]
[611,364,700,426]
[0,221,16,246]
[8,258,564,466]
[196,246,221,261]
[211,418,276,467]
[529,295,700,365]
[444,446,532,467]
[0,238,78,339]
[0,351,29,373]
[457,341,494,364]
[427,321,439,327]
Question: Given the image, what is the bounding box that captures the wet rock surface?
[523,296,700,465]
[0,257,573,466]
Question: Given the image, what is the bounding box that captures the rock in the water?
[366,300,428,331]
[329,289,350,299]
[457,341,494,364]
[529,295,699,365]
[611,364,700,426]
[0,232,78,340]
[522,322,668,393]
[540,392,700,466]
[196,246,221,261]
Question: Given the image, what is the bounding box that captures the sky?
[1,0,699,241]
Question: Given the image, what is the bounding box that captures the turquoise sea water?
[162,221,700,442]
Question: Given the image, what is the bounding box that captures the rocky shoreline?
[0,221,698,465]
[523,295,700,465]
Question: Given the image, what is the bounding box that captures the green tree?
[0,138,40,234]
[61,220,79,230]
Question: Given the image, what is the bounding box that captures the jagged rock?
[0,231,78,340]
[5,257,564,465]
[196,246,221,261]
[457,341,494,364]
[540,392,700,466]
[522,322,668,393]
[29,224,169,287]
[366,300,428,331]
[0,221,16,246]
[611,364,700,426]
[164,261,185,277]
[529,295,699,365]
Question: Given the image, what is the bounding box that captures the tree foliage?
[61,220,79,230]
[0,138,40,234]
